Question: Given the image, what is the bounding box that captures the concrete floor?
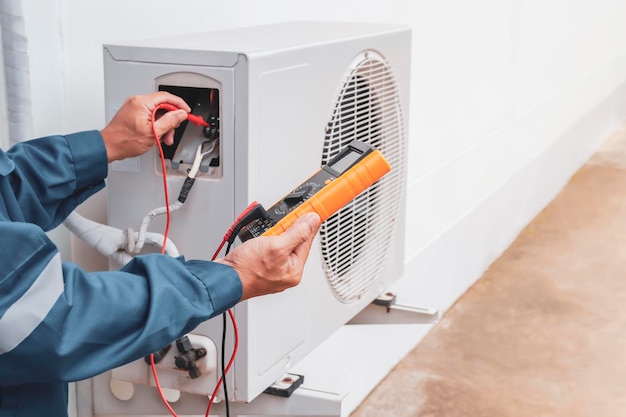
[351,125,626,417]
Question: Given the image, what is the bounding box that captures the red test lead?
[156,102,209,127]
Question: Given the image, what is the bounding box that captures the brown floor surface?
[351,125,626,417]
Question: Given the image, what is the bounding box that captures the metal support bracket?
[81,292,437,417]
[347,292,440,325]
[208,386,345,416]
[78,373,345,417]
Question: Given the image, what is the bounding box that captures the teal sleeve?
[0,226,242,385]
[0,131,107,230]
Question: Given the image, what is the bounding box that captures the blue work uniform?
[0,131,242,417]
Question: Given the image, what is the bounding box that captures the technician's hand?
[100,92,191,163]
[216,212,322,301]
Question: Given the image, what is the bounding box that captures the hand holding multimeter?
[237,140,391,242]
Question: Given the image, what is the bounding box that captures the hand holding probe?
[156,102,209,127]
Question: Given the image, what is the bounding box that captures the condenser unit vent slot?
[320,50,406,303]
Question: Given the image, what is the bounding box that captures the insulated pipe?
[63,211,180,266]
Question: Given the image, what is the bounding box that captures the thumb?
[278,212,321,248]
[154,109,187,138]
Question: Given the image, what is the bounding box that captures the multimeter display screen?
[328,149,363,174]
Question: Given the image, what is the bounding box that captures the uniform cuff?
[65,130,108,191]
[185,260,243,315]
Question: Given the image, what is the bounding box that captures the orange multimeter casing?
[237,140,391,242]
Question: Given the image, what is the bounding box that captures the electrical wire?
[205,309,239,417]
[149,103,177,416]
[206,226,242,417]
[148,103,240,417]
[151,103,173,255]
[203,201,268,415]
[222,313,230,417]
[150,352,179,416]
[132,140,215,254]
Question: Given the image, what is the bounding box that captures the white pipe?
[63,211,180,267]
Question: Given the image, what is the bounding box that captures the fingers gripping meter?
[237,140,391,242]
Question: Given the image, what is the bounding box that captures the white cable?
[189,140,216,179]
[133,142,212,252]
[133,200,183,253]
[66,143,211,262]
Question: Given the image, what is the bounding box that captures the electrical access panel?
[91,21,411,415]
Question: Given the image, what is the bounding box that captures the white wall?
[400,0,626,309]
[25,0,626,302]
[21,0,626,312]
[20,0,626,414]
[28,0,624,306]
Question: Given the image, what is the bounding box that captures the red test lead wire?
[149,102,209,252]
[205,309,239,417]
[157,102,209,127]
[150,102,239,417]
[212,201,262,260]
[150,103,174,255]
[149,103,177,417]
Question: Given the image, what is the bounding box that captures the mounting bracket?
[347,292,440,325]
[78,293,436,417]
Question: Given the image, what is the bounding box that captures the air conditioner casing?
[100,21,410,408]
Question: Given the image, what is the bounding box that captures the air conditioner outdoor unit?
[90,21,411,415]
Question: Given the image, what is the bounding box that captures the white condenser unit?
[91,21,411,415]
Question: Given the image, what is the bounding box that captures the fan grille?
[320,50,406,303]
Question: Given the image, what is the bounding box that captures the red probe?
[157,102,209,127]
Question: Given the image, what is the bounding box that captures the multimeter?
[236,140,391,242]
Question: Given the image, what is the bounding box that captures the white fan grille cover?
[320,50,406,303]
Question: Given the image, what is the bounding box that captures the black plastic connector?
[174,336,207,379]
[264,373,304,397]
[174,348,207,370]
[202,114,220,140]
[177,177,196,204]
[228,204,272,244]
[144,344,172,365]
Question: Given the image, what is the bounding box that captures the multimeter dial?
[274,182,319,215]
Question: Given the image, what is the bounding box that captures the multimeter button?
[284,186,312,205]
